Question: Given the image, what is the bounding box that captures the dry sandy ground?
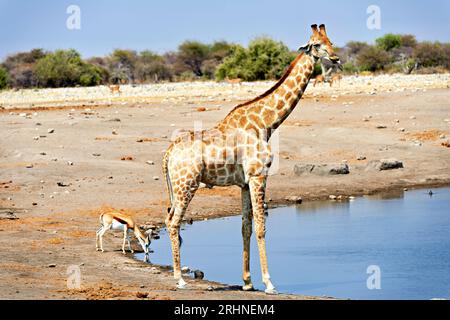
[1,74,450,300]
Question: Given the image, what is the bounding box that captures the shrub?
[175,41,210,77]
[376,34,402,51]
[135,50,172,83]
[34,49,102,87]
[356,46,392,71]
[109,49,138,83]
[400,34,418,48]
[215,37,295,81]
[413,42,447,68]
[2,49,46,88]
[0,67,9,89]
[342,62,358,74]
[346,41,370,56]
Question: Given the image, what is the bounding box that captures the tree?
[400,34,418,48]
[215,37,295,81]
[201,41,234,78]
[0,67,9,89]
[175,41,210,77]
[135,50,172,82]
[376,34,402,51]
[356,46,392,71]
[413,42,447,68]
[34,49,102,87]
[346,41,370,56]
[109,49,138,83]
[2,49,46,88]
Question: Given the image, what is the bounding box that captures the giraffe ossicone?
[162,24,341,294]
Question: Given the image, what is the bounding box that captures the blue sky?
[0,0,449,59]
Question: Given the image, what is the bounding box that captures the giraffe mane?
[224,52,305,116]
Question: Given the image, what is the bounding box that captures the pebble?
[48,264,56,268]
[146,161,155,165]
[47,128,55,134]
[153,176,159,181]
[329,195,337,200]
[67,161,74,166]
[357,155,367,161]
[376,125,387,129]
[26,164,34,168]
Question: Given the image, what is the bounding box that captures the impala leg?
[249,176,277,295]
[96,226,102,251]
[127,234,133,253]
[98,224,110,252]
[241,185,254,291]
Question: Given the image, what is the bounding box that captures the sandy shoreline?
[1,74,450,299]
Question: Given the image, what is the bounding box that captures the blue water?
[138,188,450,300]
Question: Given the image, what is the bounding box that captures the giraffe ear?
[298,43,311,53]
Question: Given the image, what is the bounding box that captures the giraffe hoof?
[177,279,187,289]
[242,284,254,291]
[265,288,278,295]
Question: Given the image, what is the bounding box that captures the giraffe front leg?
[249,176,277,295]
[241,185,254,291]
[122,226,128,254]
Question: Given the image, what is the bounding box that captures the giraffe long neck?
[260,53,315,134]
[218,53,315,138]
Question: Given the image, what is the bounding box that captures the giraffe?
[162,24,341,294]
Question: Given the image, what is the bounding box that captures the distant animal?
[314,75,325,87]
[109,85,121,94]
[226,78,243,86]
[96,211,151,262]
[330,73,342,87]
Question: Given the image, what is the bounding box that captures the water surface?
[138,187,450,300]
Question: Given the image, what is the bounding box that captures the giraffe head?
[299,24,342,69]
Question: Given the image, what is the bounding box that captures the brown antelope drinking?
[162,24,341,294]
[96,211,151,262]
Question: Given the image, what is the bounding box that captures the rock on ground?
[294,163,350,176]
[365,159,404,171]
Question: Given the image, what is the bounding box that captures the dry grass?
[406,130,447,142]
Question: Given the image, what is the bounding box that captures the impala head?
[299,24,342,69]
[137,231,151,262]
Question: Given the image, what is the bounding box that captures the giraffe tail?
[162,147,174,214]
[163,146,183,247]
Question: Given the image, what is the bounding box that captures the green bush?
[376,34,402,51]
[0,67,9,89]
[356,46,392,71]
[34,49,102,87]
[215,37,295,81]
